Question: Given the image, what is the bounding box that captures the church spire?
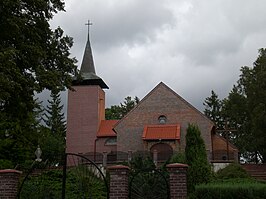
[74,20,108,89]
[80,20,95,75]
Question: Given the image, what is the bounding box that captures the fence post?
[108,165,129,199]
[153,149,158,167]
[103,151,108,168]
[166,163,188,199]
[0,169,22,199]
[128,150,132,163]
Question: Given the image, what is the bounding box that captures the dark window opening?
[158,115,167,124]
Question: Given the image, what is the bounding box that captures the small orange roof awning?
[97,120,119,137]
[142,124,180,140]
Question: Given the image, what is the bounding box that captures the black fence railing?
[80,150,173,166]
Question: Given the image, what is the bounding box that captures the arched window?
[158,115,167,124]
[105,137,117,145]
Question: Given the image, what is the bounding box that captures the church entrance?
[150,143,173,162]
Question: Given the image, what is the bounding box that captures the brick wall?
[95,137,117,153]
[212,134,238,161]
[108,163,188,199]
[167,163,188,199]
[0,169,22,199]
[115,83,213,158]
[66,85,105,154]
[108,165,129,199]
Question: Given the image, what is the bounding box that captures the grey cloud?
[46,0,266,112]
[91,1,175,50]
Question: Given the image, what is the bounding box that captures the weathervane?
[85,20,93,35]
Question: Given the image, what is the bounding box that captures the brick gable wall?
[115,83,213,156]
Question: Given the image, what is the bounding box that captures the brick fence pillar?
[0,169,22,199]
[108,165,129,199]
[166,163,188,199]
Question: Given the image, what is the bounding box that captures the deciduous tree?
[206,48,266,163]
[105,96,139,120]
[0,0,76,167]
[234,49,266,162]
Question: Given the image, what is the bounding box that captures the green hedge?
[192,181,266,199]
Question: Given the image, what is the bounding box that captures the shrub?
[0,159,13,169]
[130,155,155,171]
[216,163,250,179]
[19,168,107,199]
[170,152,186,164]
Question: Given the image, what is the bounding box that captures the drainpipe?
[94,138,98,162]
[211,126,215,161]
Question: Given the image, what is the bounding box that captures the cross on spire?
[85,20,93,35]
[77,20,109,89]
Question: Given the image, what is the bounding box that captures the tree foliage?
[0,101,42,168]
[0,0,76,167]
[204,48,266,163]
[203,90,223,129]
[105,96,140,120]
[129,155,169,199]
[185,123,211,192]
[239,49,266,163]
[43,90,66,137]
[38,126,65,164]
[41,90,66,161]
[130,155,156,171]
[222,85,251,159]
[105,105,122,120]
[170,152,186,164]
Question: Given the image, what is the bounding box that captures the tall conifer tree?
[203,90,223,129]
[185,124,211,192]
[41,90,66,161]
[44,90,66,138]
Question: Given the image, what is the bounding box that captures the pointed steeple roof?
[80,26,96,75]
[73,21,108,89]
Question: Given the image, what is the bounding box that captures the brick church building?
[66,30,238,164]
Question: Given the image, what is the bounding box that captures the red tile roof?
[142,124,180,140]
[97,120,119,137]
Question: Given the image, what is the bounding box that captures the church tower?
[66,22,108,154]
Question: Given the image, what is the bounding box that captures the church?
[66,29,238,164]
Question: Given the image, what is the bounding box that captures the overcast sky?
[44,0,266,112]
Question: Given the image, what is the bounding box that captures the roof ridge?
[159,82,214,127]
[114,82,214,129]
